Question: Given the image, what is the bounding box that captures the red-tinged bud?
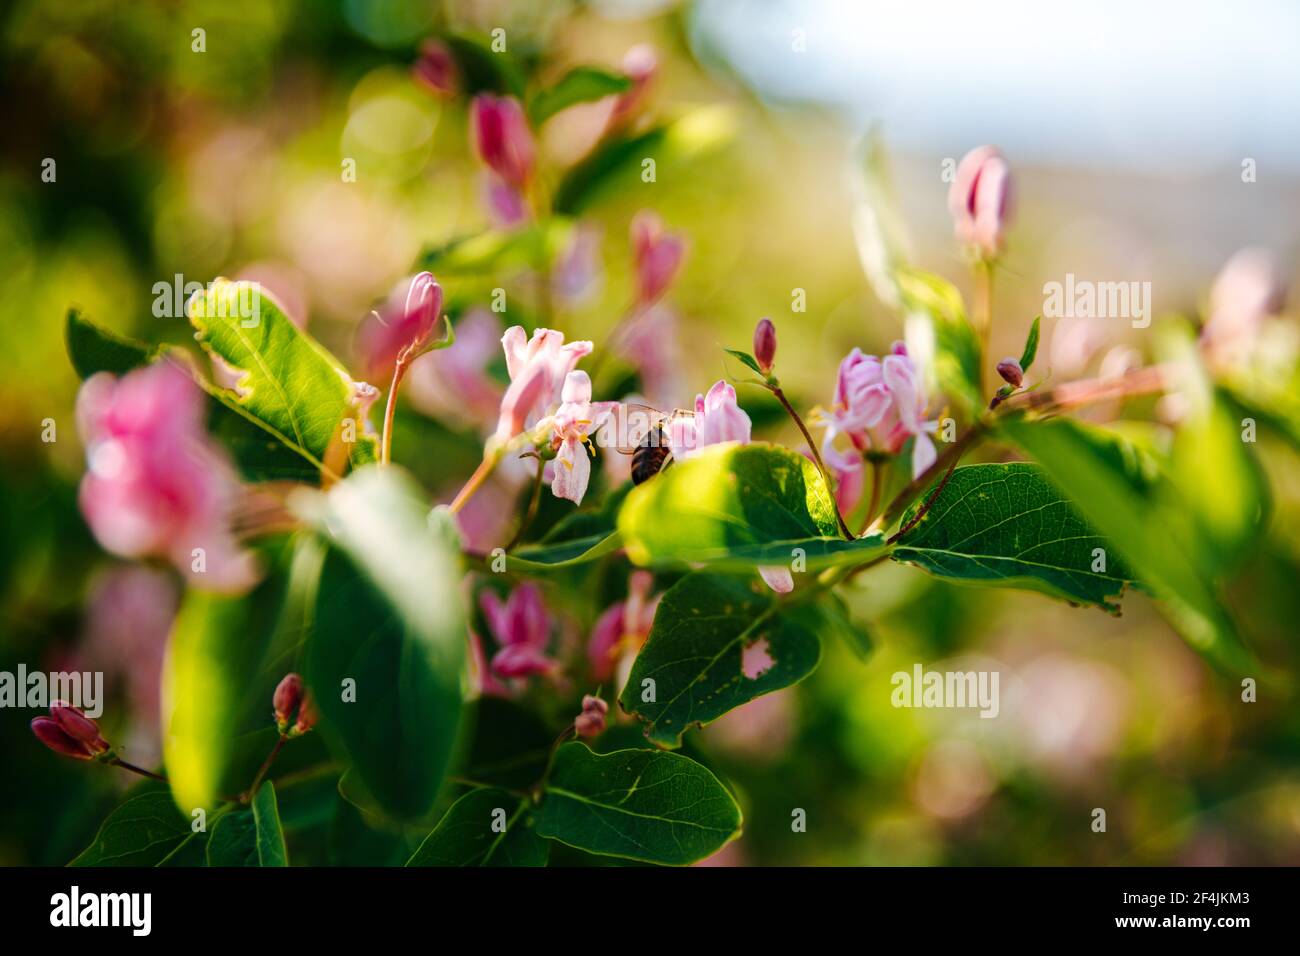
[273,673,304,730]
[470,94,535,188]
[50,701,109,754]
[292,690,319,736]
[574,694,608,738]
[753,318,777,373]
[32,716,93,759]
[996,357,1024,388]
[412,39,458,97]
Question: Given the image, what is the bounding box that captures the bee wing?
[597,402,669,454]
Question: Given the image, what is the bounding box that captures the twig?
[772,385,854,540]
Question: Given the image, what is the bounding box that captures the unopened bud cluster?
[273,672,318,737]
[31,702,111,760]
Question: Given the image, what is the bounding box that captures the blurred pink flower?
[481,173,530,228]
[610,44,658,129]
[630,211,685,305]
[495,327,593,443]
[481,583,557,681]
[948,145,1014,258]
[618,306,686,408]
[406,308,503,432]
[549,370,615,506]
[356,272,443,380]
[588,570,660,682]
[552,222,604,306]
[573,694,609,738]
[1203,247,1286,362]
[412,39,458,96]
[470,94,535,188]
[76,362,257,592]
[669,380,751,461]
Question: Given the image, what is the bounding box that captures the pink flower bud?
[50,701,109,754]
[293,690,319,735]
[358,272,444,379]
[412,39,458,97]
[32,716,93,759]
[948,146,1014,258]
[996,357,1024,387]
[753,318,777,373]
[630,211,685,305]
[470,94,535,188]
[574,694,609,738]
[273,673,304,729]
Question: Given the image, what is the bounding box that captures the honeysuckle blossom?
[357,271,443,379]
[495,326,593,443]
[948,145,1014,258]
[574,694,609,738]
[481,583,558,681]
[818,343,938,481]
[550,370,615,506]
[412,38,458,97]
[588,570,661,683]
[669,379,752,461]
[76,362,258,592]
[631,210,685,305]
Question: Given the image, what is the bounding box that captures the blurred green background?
[2,0,1298,866]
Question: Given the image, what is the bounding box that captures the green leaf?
[1001,416,1257,674]
[529,66,630,126]
[502,531,623,572]
[406,788,548,866]
[619,572,823,748]
[896,269,983,414]
[724,348,764,376]
[416,223,567,276]
[65,308,155,377]
[891,462,1135,611]
[206,783,288,867]
[187,278,377,476]
[70,792,195,867]
[298,467,465,821]
[162,566,290,813]
[554,106,736,214]
[537,743,741,866]
[618,443,886,571]
[1019,315,1041,372]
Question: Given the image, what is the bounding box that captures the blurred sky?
[689,0,1300,175]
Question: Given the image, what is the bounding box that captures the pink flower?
[495,326,593,443]
[481,173,529,228]
[630,211,685,305]
[948,145,1014,258]
[481,584,557,681]
[406,308,504,432]
[412,39,458,97]
[357,271,443,379]
[470,94,535,188]
[1203,247,1286,363]
[574,694,609,738]
[32,717,95,760]
[76,362,258,592]
[670,380,752,461]
[819,343,937,480]
[588,570,660,682]
[610,44,658,129]
[552,222,604,306]
[550,370,615,506]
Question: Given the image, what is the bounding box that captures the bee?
[608,404,695,485]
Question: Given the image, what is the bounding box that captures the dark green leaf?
[70,792,193,867]
[65,308,155,377]
[1019,315,1041,372]
[891,462,1136,612]
[206,783,287,866]
[1001,416,1257,674]
[537,743,741,865]
[529,67,630,126]
[443,32,526,97]
[300,467,465,820]
[406,788,548,866]
[620,573,823,748]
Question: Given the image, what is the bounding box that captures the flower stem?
[975,259,993,395]
[380,347,417,466]
[858,458,884,535]
[772,385,854,540]
[243,734,287,803]
[874,423,985,533]
[109,757,168,784]
[505,456,546,550]
[448,453,499,515]
[887,450,961,545]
